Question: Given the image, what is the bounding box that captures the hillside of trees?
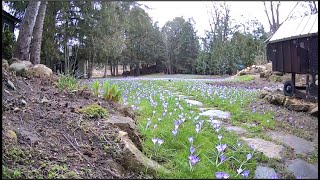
[3,1,317,77]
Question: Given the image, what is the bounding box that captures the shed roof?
[269,13,318,43]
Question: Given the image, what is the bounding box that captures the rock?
[9,62,28,76]
[6,80,16,90]
[41,97,49,104]
[254,166,278,179]
[107,115,143,151]
[20,99,27,106]
[267,131,314,155]
[16,128,40,146]
[265,63,272,71]
[28,64,53,78]
[185,99,203,106]
[199,109,231,119]
[259,90,269,99]
[225,126,247,135]
[13,107,20,112]
[117,131,170,175]
[2,59,9,69]
[287,103,311,112]
[309,106,318,117]
[5,130,18,143]
[286,159,318,179]
[239,71,247,76]
[241,137,283,159]
[105,159,127,177]
[270,94,285,106]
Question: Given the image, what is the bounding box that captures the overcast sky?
[138,1,316,38]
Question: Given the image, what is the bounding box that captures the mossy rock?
[5,130,17,143]
[78,104,109,119]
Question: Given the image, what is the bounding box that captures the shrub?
[2,30,14,60]
[92,80,100,97]
[57,75,79,91]
[102,80,122,102]
[78,104,108,119]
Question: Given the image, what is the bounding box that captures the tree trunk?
[103,65,107,78]
[30,1,48,65]
[13,1,41,61]
[116,59,119,76]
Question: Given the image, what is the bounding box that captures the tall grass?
[57,75,79,91]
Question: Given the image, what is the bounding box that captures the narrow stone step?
[199,109,231,119]
[240,137,284,159]
[286,159,318,179]
[267,131,314,155]
[254,166,278,179]
[225,126,248,135]
[185,99,203,106]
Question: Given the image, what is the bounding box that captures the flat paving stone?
[241,137,284,159]
[199,109,231,119]
[286,159,318,179]
[267,131,314,155]
[254,166,278,179]
[185,99,203,106]
[225,126,248,135]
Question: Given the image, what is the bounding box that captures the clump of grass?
[231,75,255,82]
[102,80,122,102]
[57,75,79,91]
[92,80,100,97]
[78,104,108,119]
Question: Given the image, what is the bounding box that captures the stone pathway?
[286,159,318,179]
[240,137,284,159]
[267,131,315,155]
[163,87,318,179]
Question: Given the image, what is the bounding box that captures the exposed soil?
[2,69,148,179]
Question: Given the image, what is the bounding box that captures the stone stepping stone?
[286,159,318,179]
[267,131,314,155]
[185,99,203,106]
[199,107,215,112]
[241,137,284,159]
[254,166,278,179]
[225,126,248,135]
[199,109,231,119]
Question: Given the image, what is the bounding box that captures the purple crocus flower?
[195,126,200,134]
[190,146,195,154]
[157,139,164,145]
[218,134,222,140]
[188,155,200,166]
[271,174,278,179]
[215,172,230,179]
[216,144,227,152]
[220,155,226,163]
[172,129,178,137]
[188,136,193,144]
[237,168,243,174]
[246,153,252,160]
[241,170,250,178]
[152,138,158,145]
[146,121,151,129]
[237,142,241,147]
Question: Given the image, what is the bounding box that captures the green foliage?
[92,80,100,97]
[79,104,109,119]
[230,75,255,82]
[57,75,79,91]
[2,30,15,60]
[102,80,123,102]
[2,166,22,179]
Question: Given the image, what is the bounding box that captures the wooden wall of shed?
[267,35,318,74]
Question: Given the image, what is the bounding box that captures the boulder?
[117,131,170,175]
[287,103,311,112]
[9,62,28,76]
[270,94,286,105]
[260,70,272,78]
[107,115,143,151]
[2,59,9,69]
[308,106,318,117]
[259,90,269,99]
[28,64,53,78]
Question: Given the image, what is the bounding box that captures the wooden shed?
[266,13,318,98]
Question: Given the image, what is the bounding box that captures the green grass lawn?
[106,80,276,178]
